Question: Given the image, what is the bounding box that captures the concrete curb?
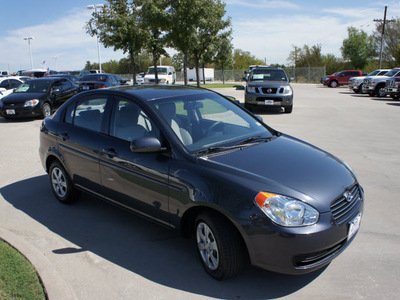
[0,227,78,300]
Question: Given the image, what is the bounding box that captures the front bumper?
[0,105,42,118]
[245,92,293,108]
[240,186,364,274]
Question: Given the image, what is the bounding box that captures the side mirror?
[244,71,247,75]
[225,95,240,104]
[168,72,172,75]
[289,78,294,82]
[130,136,166,153]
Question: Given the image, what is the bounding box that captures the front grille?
[330,184,362,225]
[3,103,24,108]
[386,80,395,88]
[260,87,278,94]
[295,239,347,268]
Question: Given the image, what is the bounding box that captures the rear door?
[57,94,110,193]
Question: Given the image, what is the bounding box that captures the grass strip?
[0,239,46,300]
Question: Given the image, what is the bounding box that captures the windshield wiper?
[194,145,245,156]
[235,136,273,146]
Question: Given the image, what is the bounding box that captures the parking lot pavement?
[0,84,399,299]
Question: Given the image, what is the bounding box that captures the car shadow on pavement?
[1,175,324,299]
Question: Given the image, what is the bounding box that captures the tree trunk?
[153,54,158,84]
[130,51,137,84]
[202,63,206,85]
[195,56,200,88]
[183,53,188,85]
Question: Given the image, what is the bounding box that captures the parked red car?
[322,70,366,88]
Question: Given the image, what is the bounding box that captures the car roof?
[89,84,212,101]
[26,77,63,82]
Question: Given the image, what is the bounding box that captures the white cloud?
[0,8,124,72]
[227,0,300,10]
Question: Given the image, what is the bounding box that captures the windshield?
[153,92,274,154]
[15,80,51,93]
[147,67,168,75]
[368,70,380,76]
[384,69,400,77]
[250,69,287,82]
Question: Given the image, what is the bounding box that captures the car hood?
[2,92,47,104]
[203,135,356,212]
[247,81,290,88]
[366,75,390,81]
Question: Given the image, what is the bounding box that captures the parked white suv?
[144,66,176,84]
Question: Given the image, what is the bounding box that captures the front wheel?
[195,213,244,280]
[329,80,338,88]
[42,102,52,118]
[375,85,387,97]
[284,105,293,113]
[49,161,78,204]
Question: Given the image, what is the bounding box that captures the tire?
[49,161,78,204]
[195,212,244,280]
[244,103,253,112]
[329,80,338,88]
[284,105,293,113]
[375,85,387,97]
[42,102,52,118]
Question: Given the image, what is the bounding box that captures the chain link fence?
[175,67,325,83]
[121,67,326,84]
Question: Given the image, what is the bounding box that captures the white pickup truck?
[362,68,400,97]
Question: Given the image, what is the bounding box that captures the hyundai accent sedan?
[39,85,363,280]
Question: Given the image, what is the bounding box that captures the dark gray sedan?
[39,85,363,280]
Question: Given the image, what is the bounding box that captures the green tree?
[214,32,233,84]
[232,49,264,70]
[86,0,145,83]
[288,44,324,67]
[140,0,169,83]
[372,18,400,65]
[341,27,376,69]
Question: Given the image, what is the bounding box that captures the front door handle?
[102,147,117,158]
[61,132,70,141]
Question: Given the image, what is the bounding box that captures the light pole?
[87,4,104,73]
[24,37,34,69]
[53,56,58,71]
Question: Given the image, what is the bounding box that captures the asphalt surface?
[0,83,399,299]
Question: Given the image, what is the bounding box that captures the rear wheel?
[49,161,78,204]
[195,212,244,280]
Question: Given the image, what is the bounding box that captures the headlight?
[24,99,40,107]
[283,86,292,95]
[255,192,319,227]
[247,87,256,93]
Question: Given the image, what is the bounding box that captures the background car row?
[0,73,129,119]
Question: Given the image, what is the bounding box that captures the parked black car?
[79,73,128,91]
[39,85,363,280]
[0,77,80,119]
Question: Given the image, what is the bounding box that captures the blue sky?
[1,0,399,72]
